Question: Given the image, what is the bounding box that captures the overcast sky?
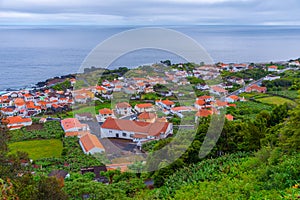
[0,0,300,25]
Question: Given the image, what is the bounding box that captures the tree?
[0,178,19,200]
[279,105,300,152]
[36,177,68,200]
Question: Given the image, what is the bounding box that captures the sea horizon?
[1,25,300,90]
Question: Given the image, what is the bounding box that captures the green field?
[267,90,299,99]
[9,139,63,160]
[257,96,296,106]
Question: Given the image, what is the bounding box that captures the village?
[1,59,299,178]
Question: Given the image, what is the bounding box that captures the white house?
[79,133,105,154]
[23,93,34,102]
[61,118,89,133]
[4,116,32,130]
[115,102,132,115]
[225,95,239,103]
[134,103,154,113]
[210,86,228,96]
[155,99,175,109]
[100,118,173,142]
[268,65,278,72]
[264,75,281,81]
[97,108,115,122]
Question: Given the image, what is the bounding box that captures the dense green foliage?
[9,121,64,142]
[34,137,102,173]
[222,68,269,81]
[52,79,72,91]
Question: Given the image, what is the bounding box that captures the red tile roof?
[268,65,278,69]
[61,118,86,131]
[226,114,234,121]
[116,102,131,109]
[160,99,175,106]
[101,118,170,137]
[80,134,105,152]
[65,131,90,137]
[214,100,228,107]
[171,106,192,112]
[23,93,33,97]
[198,95,213,100]
[195,99,205,106]
[196,109,213,117]
[5,116,32,124]
[138,112,156,120]
[228,95,239,100]
[211,86,227,93]
[99,108,113,115]
[135,103,153,109]
[96,86,107,91]
[14,98,25,106]
[1,107,14,112]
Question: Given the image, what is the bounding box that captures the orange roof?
[138,112,156,120]
[106,163,131,172]
[137,82,145,87]
[116,102,131,109]
[226,114,234,121]
[96,86,107,91]
[246,84,267,92]
[101,118,170,137]
[38,101,47,106]
[161,99,175,106]
[211,86,227,93]
[171,106,192,112]
[99,108,113,115]
[268,65,278,69]
[5,116,32,124]
[23,93,32,97]
[26,101,35,109]
[214,100,228,107]
[65,131,90,137]
[14,98,25,106]
[80,134,105,152]
[61,118,86,131]
[75,95,86,99]
[52,104,60,108]
[228,104,237,107]
[195,99,205,106]
[1,107,14,112]
[135,103,153,109]
[228,95,239,100]
[196,109,213,117]
[198,95,213,100]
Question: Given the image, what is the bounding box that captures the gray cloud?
[0,0,299,25]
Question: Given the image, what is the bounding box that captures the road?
[228,77,265,96]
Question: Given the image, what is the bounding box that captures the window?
[122,132,127,137]
[109,131,112,134]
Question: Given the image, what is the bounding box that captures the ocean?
[1,25,300,90]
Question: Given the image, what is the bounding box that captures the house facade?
[134,103,154,113]
[79,133,105,154]
[115,102,132,115]
[61,118,89,132]
[100,118,173,142]
[4,116,32,130]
